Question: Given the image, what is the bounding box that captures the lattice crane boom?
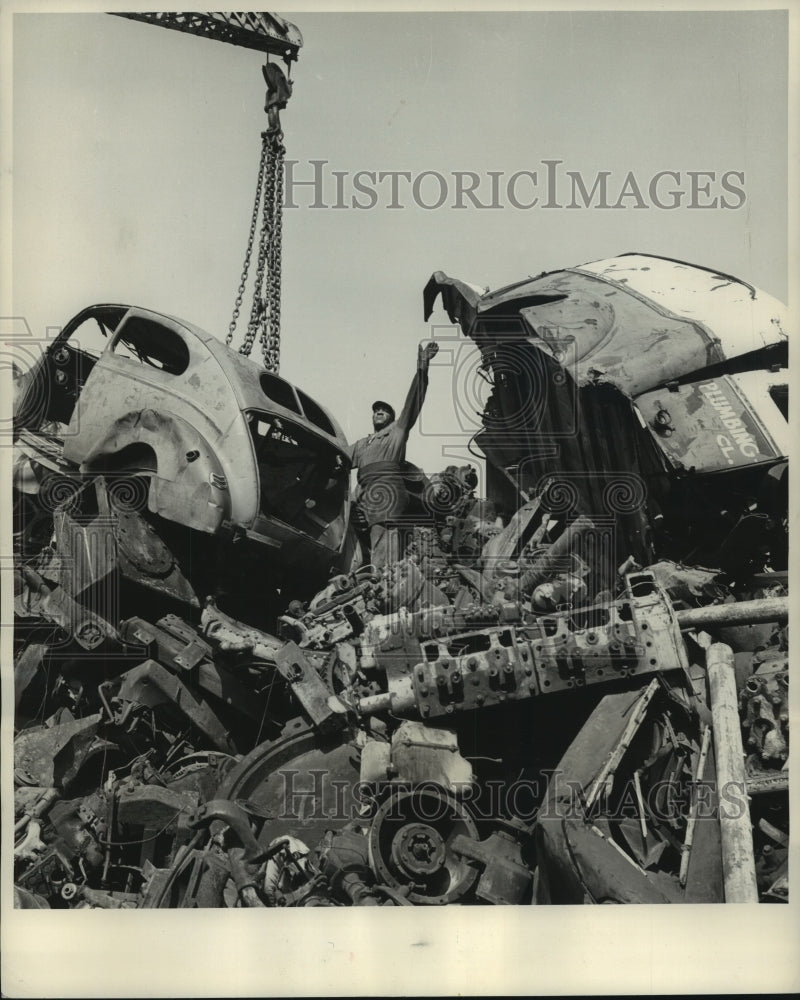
[113,11,302,63]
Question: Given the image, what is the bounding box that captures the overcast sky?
[11,10,788,480]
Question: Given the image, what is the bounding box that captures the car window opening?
[260,372,301,414]
[249,414,348,537]
[112,317,191,375]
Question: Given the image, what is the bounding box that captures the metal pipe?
[357,692,392,715]
[519,515,595,594]
[14,788,59,835]
[358,674,415,716]
[676,596,788,631]
[679,723,711,886]
[706,643,758,903]
[632,770,648,841]
[758,817,789,848]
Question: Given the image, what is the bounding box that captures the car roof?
[85,303,348,448]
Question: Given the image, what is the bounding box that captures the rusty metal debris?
[12,254,788,907]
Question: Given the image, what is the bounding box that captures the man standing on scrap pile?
[349,341,439,569]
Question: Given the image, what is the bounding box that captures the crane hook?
[262,62,292,131]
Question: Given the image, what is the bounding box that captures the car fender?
[79,408,234,534]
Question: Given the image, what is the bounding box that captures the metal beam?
[112,12,302,62]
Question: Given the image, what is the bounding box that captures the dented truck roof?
[424,253,788,397]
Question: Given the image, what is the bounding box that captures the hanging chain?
[228,61,291,372]
[227,136,269,348]
[261,131,284,373]
[244,130,272,360]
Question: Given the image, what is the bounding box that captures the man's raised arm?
[396,342,439,433]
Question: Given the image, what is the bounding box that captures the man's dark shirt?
[348,364,431,525]
[348,364,430,476]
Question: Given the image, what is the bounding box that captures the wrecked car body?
[12,254,789,908]
[14,304,353,618]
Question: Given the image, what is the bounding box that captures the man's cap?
[372,400,395,420]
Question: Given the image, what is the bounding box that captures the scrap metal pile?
[12,254,789,907]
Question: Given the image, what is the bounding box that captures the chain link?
[228,126,284,372]
[262,131,284,372]
[227,136,269,348]
[244,131,271,359]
